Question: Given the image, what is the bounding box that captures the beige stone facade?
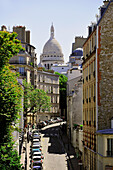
[83,1,113,169]
[28,68,60,123]
[9,26,37,86]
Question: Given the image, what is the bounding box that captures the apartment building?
[82,1,113,169]
[31,67,60,122]
[9,26,37,86]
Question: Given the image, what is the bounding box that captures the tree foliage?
[0,31,23,169]
[0,31,23,70]
[55,72,68,117]
[55,72,67,91]
[23,80,51,116]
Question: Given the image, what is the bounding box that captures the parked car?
[56,117,63,122]
[31,148,42,153]
[32,134,41,140]
[32,139,40,142]
[32,165,42,170]
[32,155,42,161]
[32,129,40,134]
[32,142,41,146]
[32,145,42,149]
[31,143,41,148]
[31,160,43,169]
[32,152,44,159]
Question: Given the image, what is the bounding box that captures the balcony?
[107,151,113,157]
[9,60,33,67]
[9,60,26,65]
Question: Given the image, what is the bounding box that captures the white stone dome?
[43,37,63,55]
[40,24,64,70]
[42,24,63,56]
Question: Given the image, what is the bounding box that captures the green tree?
[23,80,51,123]
[0,31,22,70]
[55,72,68,119]
[0,31,23,169]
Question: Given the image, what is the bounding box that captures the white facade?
[27,68,60,122]
[67,66,82,81]
[51,63,70,75]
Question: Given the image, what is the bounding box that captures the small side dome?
[72,48,83,56]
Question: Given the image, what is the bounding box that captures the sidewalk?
[20,129,31,170]
[61,130,82,170]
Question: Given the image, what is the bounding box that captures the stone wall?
[98,2,113,130]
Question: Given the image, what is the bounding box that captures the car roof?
[33,152,41,154]
[32,160,42,163]
[33,165,41,168]
[33,156,41,158]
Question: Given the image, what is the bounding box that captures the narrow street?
[41,123,68,170]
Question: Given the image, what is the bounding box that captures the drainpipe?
[96,25,98,131]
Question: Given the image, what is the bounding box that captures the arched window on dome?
[48,56,49,57]
[54,55,56,57]
[51,55,53,57]
[45,56,46,57]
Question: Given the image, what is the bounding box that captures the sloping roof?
[97,0,113,26]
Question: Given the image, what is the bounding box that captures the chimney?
[26,30,30,44]
[13,26,26,42]
[103,0,110,6]
[1,25,7,31]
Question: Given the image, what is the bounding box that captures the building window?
[55,96,57,103]
[38,75,40,82]
[48,64,49,69]
[19,56,25,64]
[51,86,53,93]
[19,67,25,76]
[107,139,113,157]
[51,96,53,103]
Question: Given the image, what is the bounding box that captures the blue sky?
[1,0,103,63]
